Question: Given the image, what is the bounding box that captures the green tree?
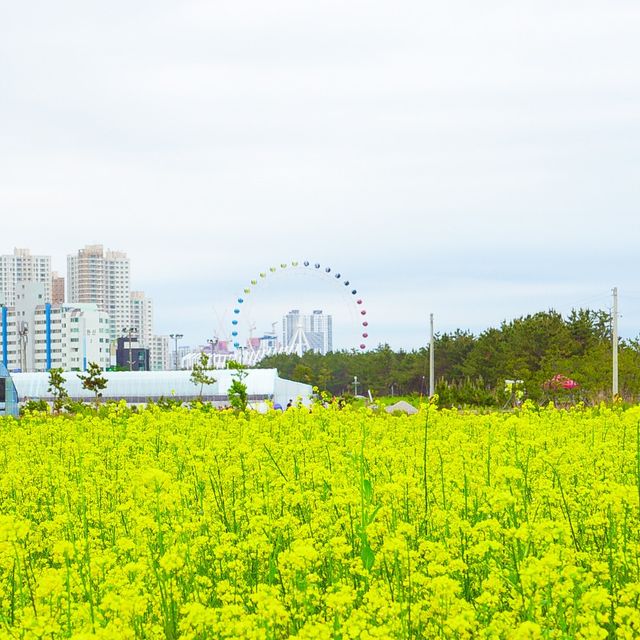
[463,327,507,388]
[47,367,69,413]
[567,308,599,355]
[190,352,217,400]
[227,360,248,412]
[435,330,477,382]
[252,307,639,405]
[77,362,108,407]
[258,353,300,380]
[292,363,314,384]
[317,365,333,392]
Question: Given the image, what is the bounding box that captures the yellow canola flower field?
[2,402,640,639]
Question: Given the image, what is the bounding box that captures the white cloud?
[1,0,639,348]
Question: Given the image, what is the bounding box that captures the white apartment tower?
[0,248,52,307]
[282,309,333,355]
[130,291,153,349]
[149,335,171,371]
[67,245,131,342]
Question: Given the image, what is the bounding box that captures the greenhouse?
[10,369,312,409]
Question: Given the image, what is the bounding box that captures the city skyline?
[1,242,638,355]
[1,245,350,363]
[2,2,639,350]
[0,245,173,373]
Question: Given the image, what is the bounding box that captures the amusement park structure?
[180,316,330,370]
[180,260,368,370]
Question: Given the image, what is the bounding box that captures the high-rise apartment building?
[0,248,52,307]
[282,309,333,355]
[67,245,131,342]
[149,335,171,371]
[130,291,153,349]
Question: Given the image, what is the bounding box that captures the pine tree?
[47,367,69,413]
[77,362,108,407]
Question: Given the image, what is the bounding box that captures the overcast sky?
[1,1,639,350]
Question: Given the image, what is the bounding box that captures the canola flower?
[1,401,640,638]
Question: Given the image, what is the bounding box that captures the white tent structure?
[11,369,312,410]
[385,400,419,415]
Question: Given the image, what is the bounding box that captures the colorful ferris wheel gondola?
[230,260,370,351]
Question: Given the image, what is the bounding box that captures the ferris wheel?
[228,261,369,364]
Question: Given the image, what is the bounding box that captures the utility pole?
[429,313,435,397]
[17,321,28,373]
[612,287,618,400]
[170,333,183,370]
[123,327,138,371]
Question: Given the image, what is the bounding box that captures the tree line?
[258,309,640,406]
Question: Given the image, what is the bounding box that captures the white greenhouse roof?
[10,369,312,407]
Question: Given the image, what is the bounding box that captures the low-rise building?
[115,336,150,371]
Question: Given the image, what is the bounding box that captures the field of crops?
[1,402,640,639]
